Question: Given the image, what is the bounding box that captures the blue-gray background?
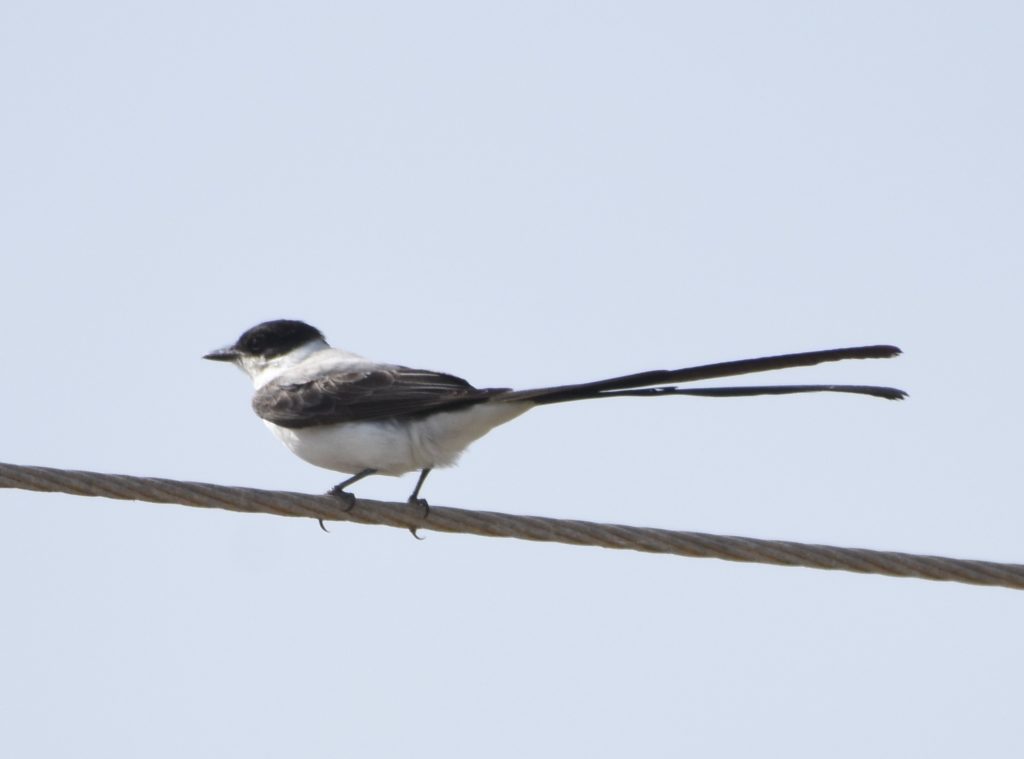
[2,2,1021,756]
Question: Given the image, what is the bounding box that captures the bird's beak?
[203,347,240,362]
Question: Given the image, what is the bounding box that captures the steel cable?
[1,461,1020,590]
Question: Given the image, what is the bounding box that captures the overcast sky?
[2,2,1022,757]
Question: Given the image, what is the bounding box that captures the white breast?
[265,401,530,476]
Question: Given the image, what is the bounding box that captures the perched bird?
[205,319,905,529]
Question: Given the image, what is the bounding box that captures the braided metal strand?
[1,461,1020,590]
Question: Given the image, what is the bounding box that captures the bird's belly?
[265,401,529,476]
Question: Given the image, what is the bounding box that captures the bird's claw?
[407,497,429,540]
[318,486,358,531]
[327,486,357,512]
[408,496,430,519]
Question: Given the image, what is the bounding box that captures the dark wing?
[253,366,506,428]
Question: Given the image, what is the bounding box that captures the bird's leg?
[328,468,379,504]
[406,468,432,539]
[321,468,378,531]
[408,468,432,515]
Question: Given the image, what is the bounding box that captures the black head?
[204,319,325,362]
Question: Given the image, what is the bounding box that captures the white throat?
[241,338,332,389]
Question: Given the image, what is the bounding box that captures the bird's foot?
[408,496,430,519]
[407,496,429,540]
[327,485,358,511]
[319,485,359,532]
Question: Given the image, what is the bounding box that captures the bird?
[204,319,905,531]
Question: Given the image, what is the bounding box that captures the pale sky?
[2,2,1022,757]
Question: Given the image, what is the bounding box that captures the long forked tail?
[501,345,907,405]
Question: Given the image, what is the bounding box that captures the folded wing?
[254,367,504,428]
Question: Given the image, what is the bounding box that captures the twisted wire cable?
[1,461,1020,590]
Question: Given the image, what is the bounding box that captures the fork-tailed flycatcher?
[205,319,905,529]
